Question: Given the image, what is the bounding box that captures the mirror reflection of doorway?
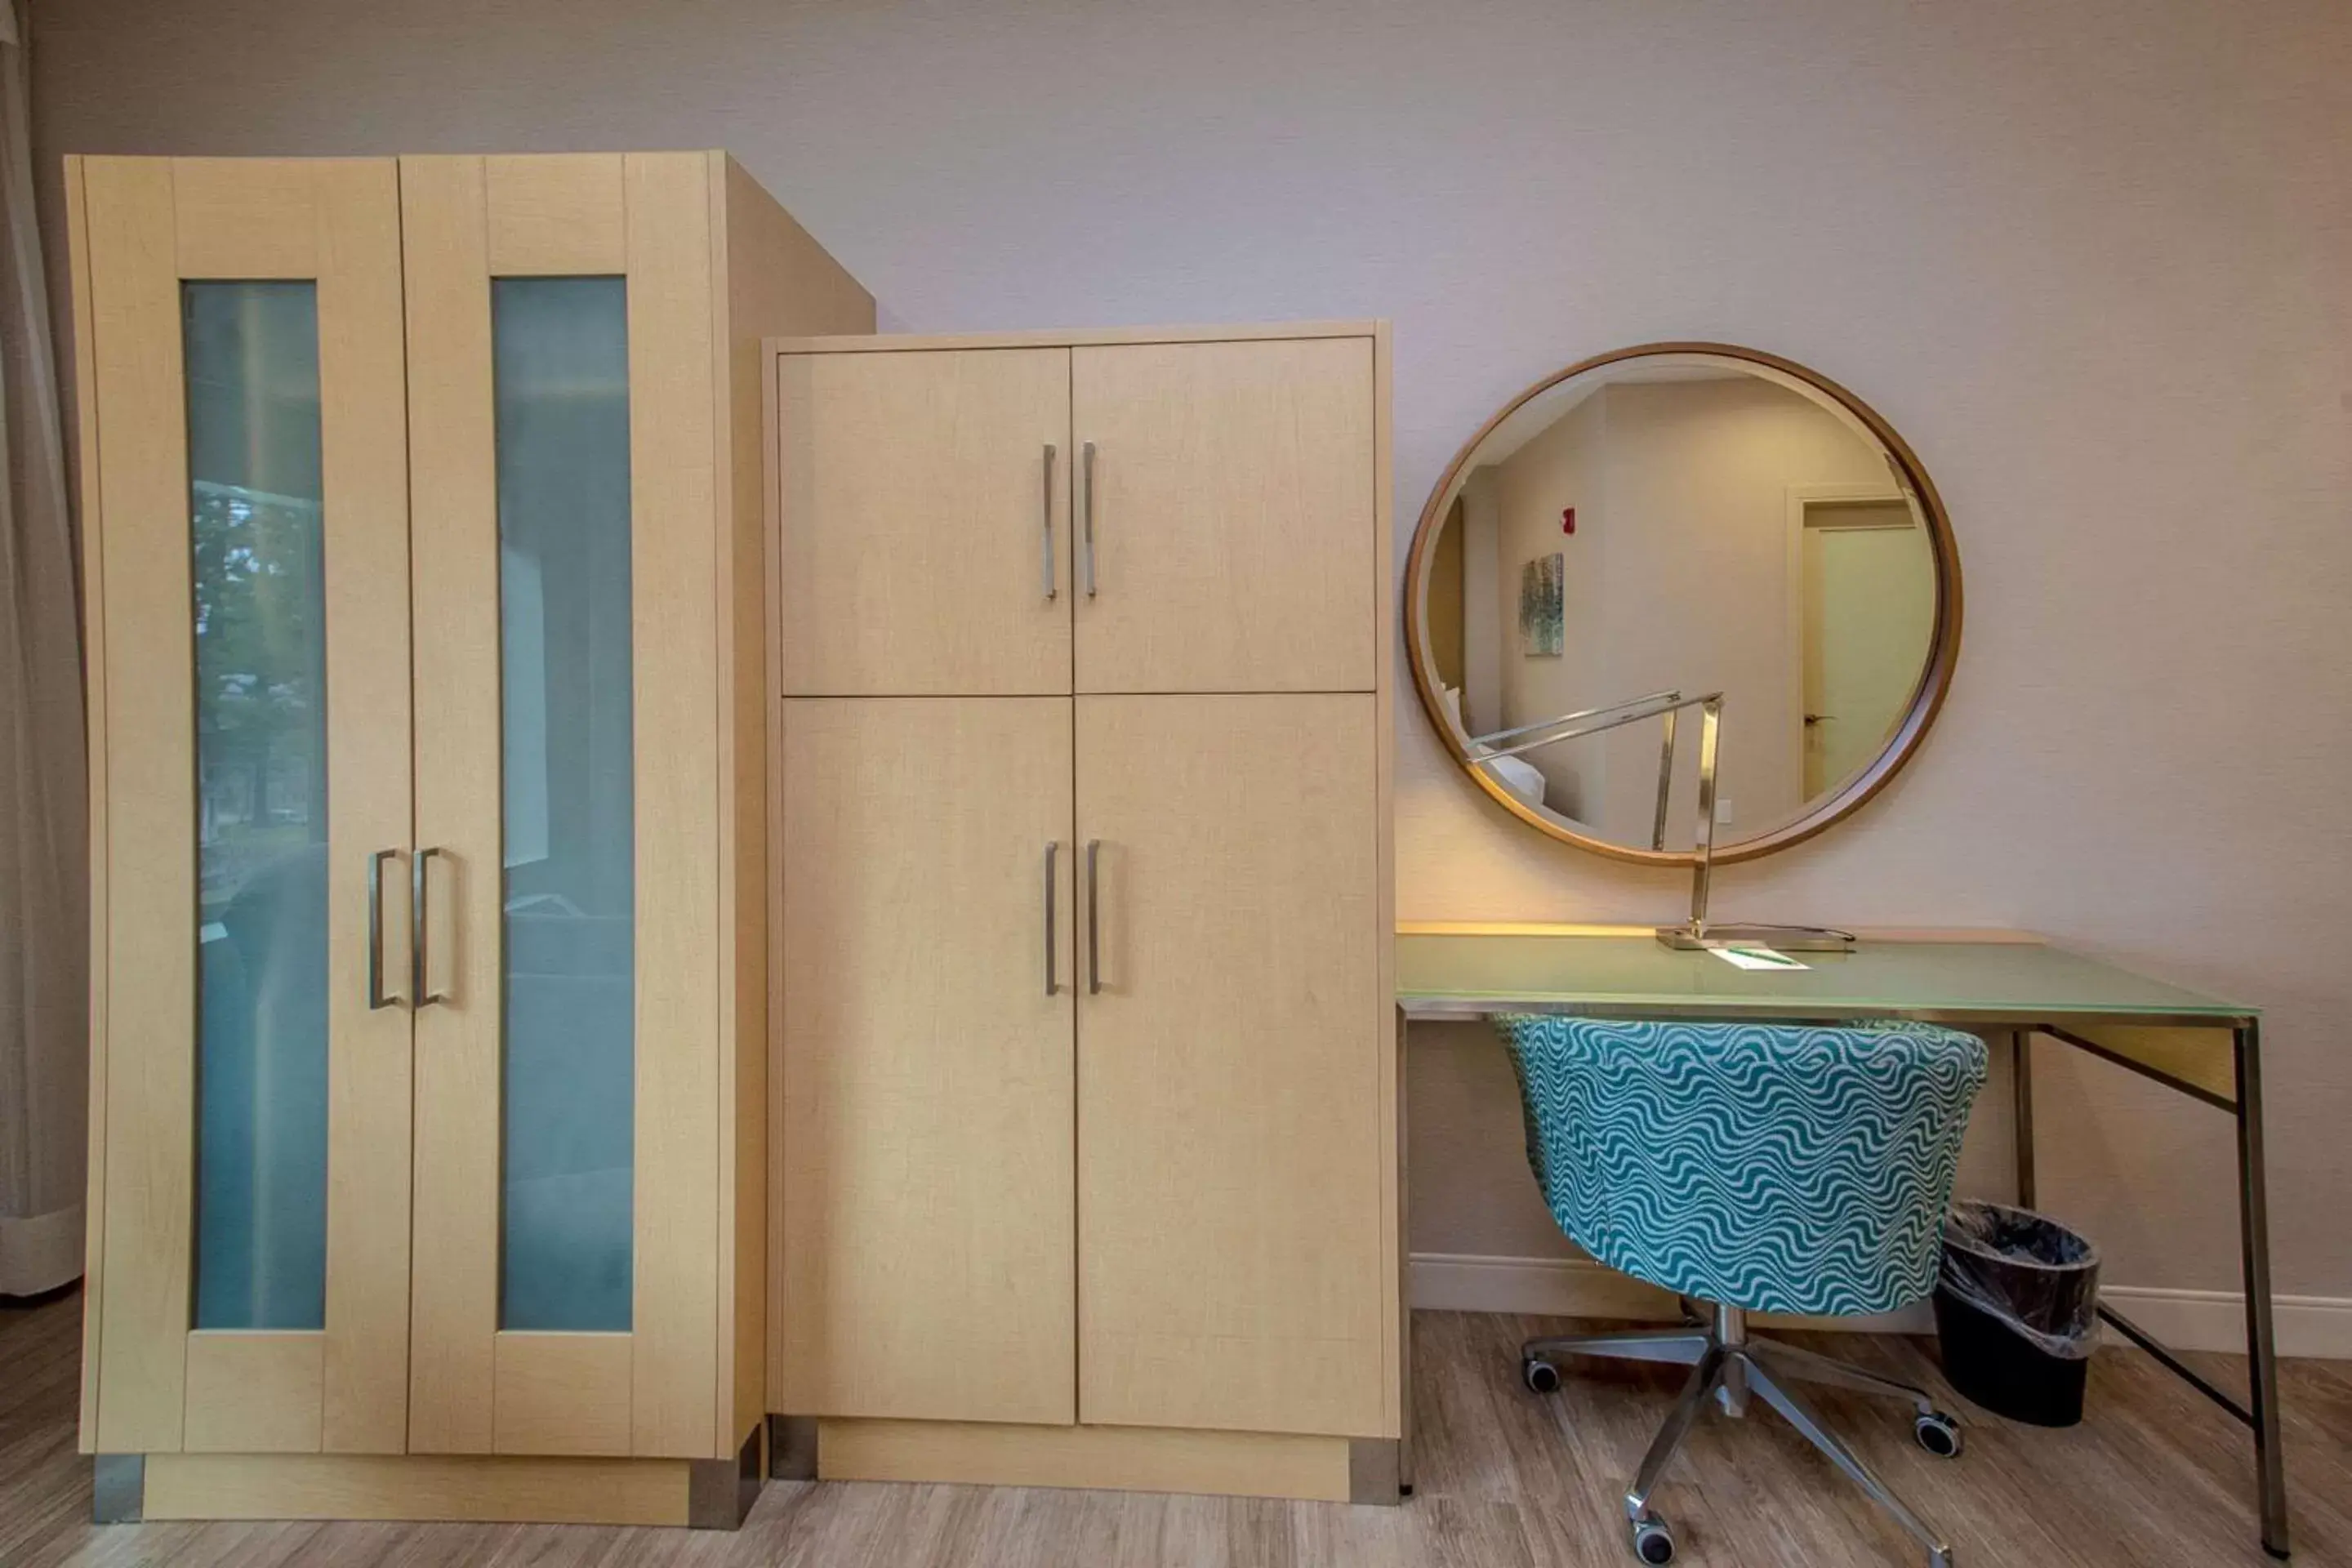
[1405,344,1962,862]
[1800,497,1934,796]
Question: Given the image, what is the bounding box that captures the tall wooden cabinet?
[69,152,874,1526]
[769,324,1399,1501]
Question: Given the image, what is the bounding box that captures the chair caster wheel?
[1913,1410,1962,1458]
[1522,1356,1562,1394]
[1628,1512,1676,1564]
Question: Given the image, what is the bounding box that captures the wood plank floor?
[7,1287,2347,1566]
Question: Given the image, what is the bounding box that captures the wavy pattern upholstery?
[1497,1017,1987,1316]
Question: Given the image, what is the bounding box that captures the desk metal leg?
[2012,1029,2036,1209]
[2236,1022,2289,1558]
[1396,1004,1414,1498]
[2029,1019,2287,1557]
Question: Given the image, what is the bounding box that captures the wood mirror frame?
[1403,341,1962,866]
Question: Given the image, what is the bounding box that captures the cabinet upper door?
[1072,337,1377,694]
[777,697,1076,1425]
[1075,694,1388,1437]
[402,154,728,1459]
[72,156,414,1457]
[777,348,1071,695]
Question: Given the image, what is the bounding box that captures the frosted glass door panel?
[493,277,636,1332]
[187,282,332,1332]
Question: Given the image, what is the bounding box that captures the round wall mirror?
[1405,343,1961,865]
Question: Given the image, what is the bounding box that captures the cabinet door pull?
[1080,440,1098,598]
[1045,841,1061,996]
[1040,443,1058,601]
[367,849,403,1009]
[1085,838,1103,995]
[412,846,448,1007]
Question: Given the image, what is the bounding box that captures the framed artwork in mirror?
[1519,553,1563,657]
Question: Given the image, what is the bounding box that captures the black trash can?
[1933,1200,2100,1427]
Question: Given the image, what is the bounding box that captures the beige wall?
[33,0,2352,1305]
[1427,497,1464,693]
[1458,470,1503,738]
[1592,376,1890,840]
[1491,388,1608,818]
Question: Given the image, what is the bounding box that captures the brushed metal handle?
[412,846,448,1007]
[1080,440,1098,598]
[1041,443,1058,601]
[1044,841,1061,996]
[1085,838,1102,995]
[367,849,402,1009]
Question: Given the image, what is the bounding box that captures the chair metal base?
[1523,1305,1959,1568]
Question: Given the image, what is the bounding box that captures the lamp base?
[1655,923,1857,953]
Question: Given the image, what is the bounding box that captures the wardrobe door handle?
[367,849,402,1009]
[1085,839,1102,995]
[1044,841,1061,996]
[1040,443,1058,601]
[412,846,448,1008]
[1080,440,1098,598]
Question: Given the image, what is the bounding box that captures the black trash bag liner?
[1939,1200,2100,1360]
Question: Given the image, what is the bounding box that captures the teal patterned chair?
[1498,1016,1988,1568]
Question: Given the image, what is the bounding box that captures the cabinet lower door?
[77,157,414,1454]
[778,697,1077,1425]
[402,154,726,1458]
[1075,695,1388,1436]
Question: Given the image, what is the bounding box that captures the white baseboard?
[1410,1252,2352,1358]
[2100,1285,2352,1359]
[1412,1250,1658,1318]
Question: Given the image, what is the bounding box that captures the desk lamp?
[1469,691,1856,952]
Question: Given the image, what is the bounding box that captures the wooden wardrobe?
[69,152,872,1526]
[767,324,1401,1500]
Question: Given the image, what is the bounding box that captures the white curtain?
[0,0,87,1298]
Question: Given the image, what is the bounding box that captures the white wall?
[32,0,2352,1306]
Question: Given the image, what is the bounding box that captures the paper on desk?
[1706,944,1810,971]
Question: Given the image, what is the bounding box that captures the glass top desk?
[1396,924,2287,1560]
